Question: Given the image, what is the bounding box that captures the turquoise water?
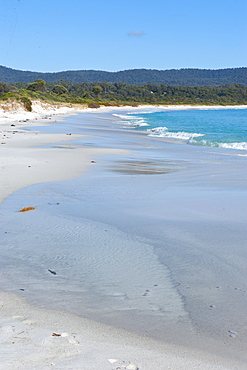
[114,108,247,150]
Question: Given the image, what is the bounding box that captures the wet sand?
[0,105,246,369]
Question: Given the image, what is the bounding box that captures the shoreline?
[1,99,247,124]
[1,100,245,203]
[0,101,128,203]
[0,102,247,369]
[1,290,240,370]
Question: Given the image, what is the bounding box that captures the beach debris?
[228,330,237,338]
[48,269,57,275]
[108,359,139,370]
[142,289,150,296]
[108,359,122,364]
[19,206,36,212]
[126,364,139,370]
[51,332,79,344]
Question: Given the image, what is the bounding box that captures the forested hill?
[0,66,246,86]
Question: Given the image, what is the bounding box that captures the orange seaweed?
[19,206,36,212]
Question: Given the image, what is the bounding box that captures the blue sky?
[1,0,246,72]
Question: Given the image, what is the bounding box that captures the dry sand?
[0,100,128,202]
[0,101,246,369]
[0,290,240,370]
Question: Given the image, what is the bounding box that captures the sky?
[1,0,246,72]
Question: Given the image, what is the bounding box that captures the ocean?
[114,107,247,151]
[0,107,247,362]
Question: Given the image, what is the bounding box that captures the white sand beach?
[0,102,246,369]
[0,101,129,201]
[0,289,240,370]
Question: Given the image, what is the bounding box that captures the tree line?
[1,79,247,109]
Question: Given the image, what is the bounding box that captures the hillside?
[0,66,246,86]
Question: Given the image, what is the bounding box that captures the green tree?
[52,84,68,95]
[92,85,103,96]
[27,79,46,92]
[21,97,32,112]
[0,82,17,96]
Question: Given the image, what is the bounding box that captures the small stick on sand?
[48,269,57,275]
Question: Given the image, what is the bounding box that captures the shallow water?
[0,110,247,362]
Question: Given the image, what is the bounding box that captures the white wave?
[128,110,161,115]
[147,127,168,135]
[122,119,149,128]
[113,114,137,120]
[188,138,247,151]
[132,119,149,127]
[147,127,203,140]
[219,142,247,150]
[113,114,149,127]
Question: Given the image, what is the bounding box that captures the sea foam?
[219,142,247,150]
[147,126,203,141]
[113,113,149,127]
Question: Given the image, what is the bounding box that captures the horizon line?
[1,65,246,74]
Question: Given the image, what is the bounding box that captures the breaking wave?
[147,126,203,141]
[113,113,149,127]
